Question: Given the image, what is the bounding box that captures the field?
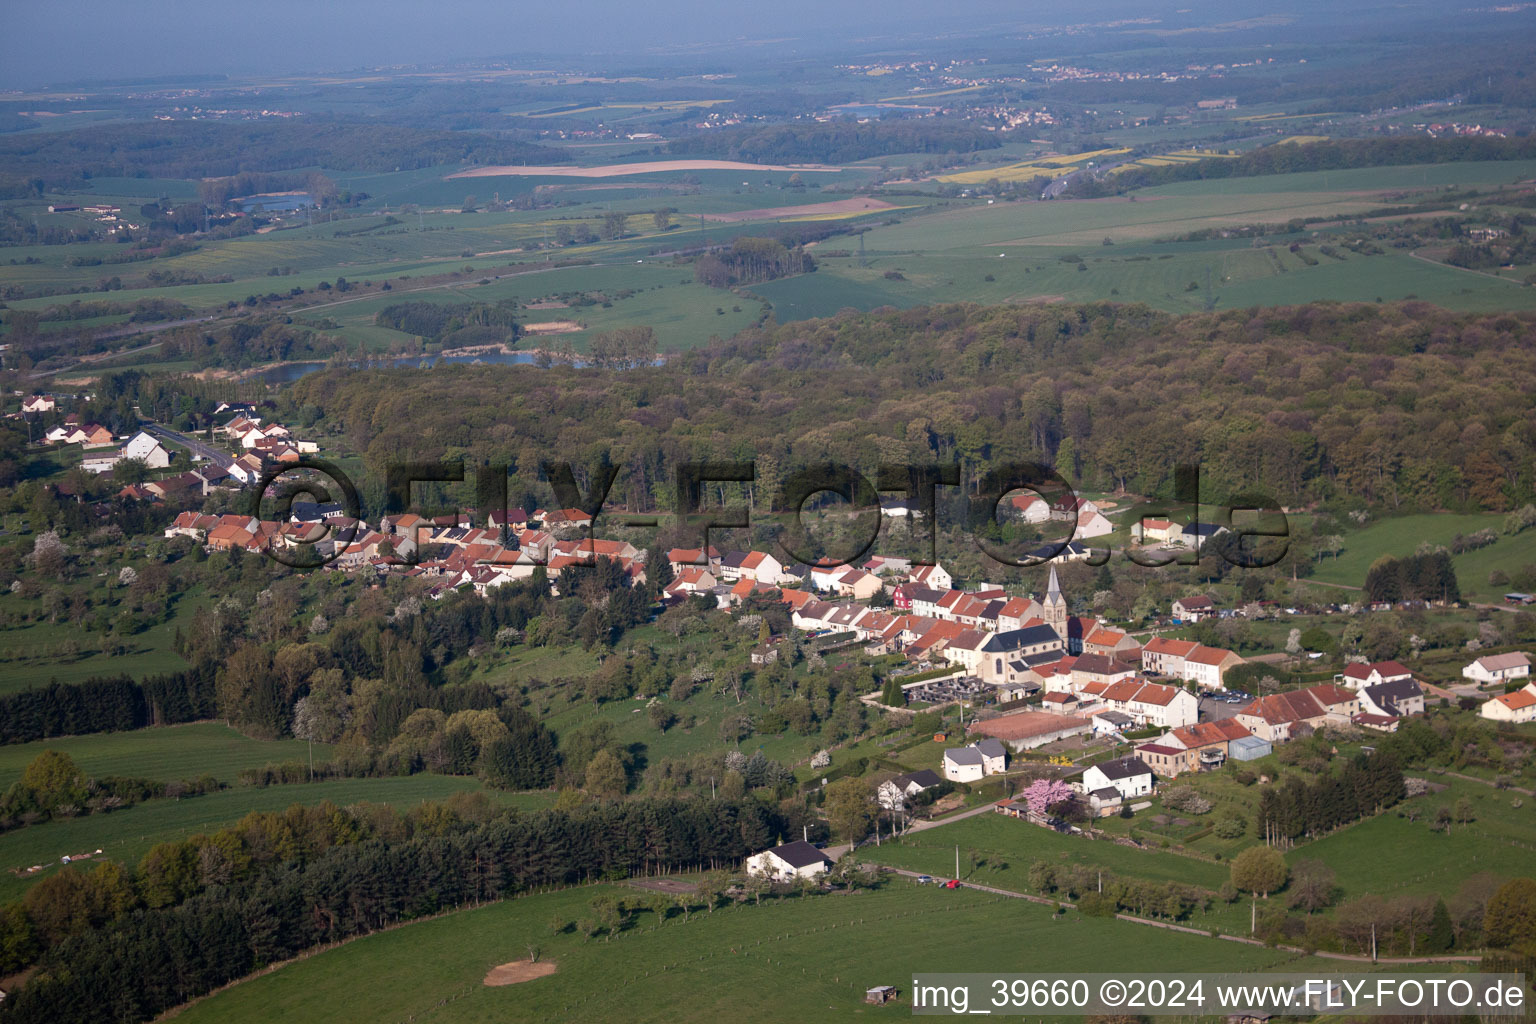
[0,775,546,903]
[170,881,1339,1024]
[446,160,848,179]
[936,148,1134,184]
[0,722,330,787]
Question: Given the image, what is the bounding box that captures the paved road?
[144,423,233,469]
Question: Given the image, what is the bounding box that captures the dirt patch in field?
[447,159,844,179]
[702,197,896,222]
[522,320,583,334]
[526,301,569,309]
[484,959,557,986]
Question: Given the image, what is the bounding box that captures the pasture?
[170,881,1334,1024]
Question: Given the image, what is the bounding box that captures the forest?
[0,119,569,189]
[282,300,1536,521]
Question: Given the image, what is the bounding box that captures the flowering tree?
[1020,778,1074,817]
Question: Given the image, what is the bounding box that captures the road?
[144,423,234,469]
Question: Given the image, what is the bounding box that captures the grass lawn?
[171,881,1335,1024]
[0,776,551,903]
[0,722,331,788]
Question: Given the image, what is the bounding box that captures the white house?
[1081,755,1154,803]
[1480,682,1536,723]
[877,769,943,810]
[1463,652,1531,686]
[121,431,171,469]
[942,740,1006,782]
[21,395,55,413]
[908,563,953,592]
[745,840,832,882]
[1358,678,1425,719]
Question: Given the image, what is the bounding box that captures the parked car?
[944,879,961,889]
[915,875,933,885]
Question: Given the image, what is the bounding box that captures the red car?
[945,879,961,889]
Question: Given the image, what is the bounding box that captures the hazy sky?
[0,0,1084,89]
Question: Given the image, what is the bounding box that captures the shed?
[1228,735,1272,761]
[866,985,898,1005]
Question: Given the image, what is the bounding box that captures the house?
[1480,682,1536,723]
[120,431,171,469]
[1134,743,1187,778]
[750,643,781,665]
[1338,660,1413,691]
[1182,645,1244,689]
[1153,719,1254,775]
[718,550,783,585]
[1122,681,1199,729]
[1235,690,1329,743]
[226,453,265,486]
[69,424,116,448]
[1132,518,1176,543]
[1463,652,1531,686]
[967,710,1090,752]
[1172,595,1216,622]
[908,563,953,592]
[1081,756,1154,808]
[877,769,943,810]
[745,840,832,882]
[832,569,881,600]
[1085,710,1129,736]
[1082,626,1138,658]
[941,740,1006,782]
[667,546,721,574]
[1359,678,1425,719]
[21,395,55,413]
[1141,636,1200,678]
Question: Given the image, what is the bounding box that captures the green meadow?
[0,722,328,788]
[171,882,1339,1024]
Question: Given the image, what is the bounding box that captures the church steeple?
[1043,563,1067,638]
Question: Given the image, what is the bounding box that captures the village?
[13,388,1536,892]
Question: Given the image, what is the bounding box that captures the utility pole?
[858,231,867,268]
[955,845,960,880]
